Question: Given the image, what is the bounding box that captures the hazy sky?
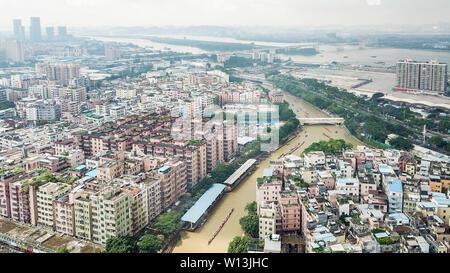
[1,0,449,29]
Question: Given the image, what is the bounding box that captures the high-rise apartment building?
[30,17,42,42]
[29,85,49,99]
[105,45,121,61]
[137,177,161,222]
[58,26,67,40]
[5,39,24,63]
[74,191,94,241]
[9,180,39,226]
[12,19,25,41]
[25,100,61,121]
[154,160,187,209]
[46,26,55,41]
[36,183,72,229]
[90,186,132,245]
[121,185,149,235]
[396,59,448,93]
[36,63,80,86]
[53,193,76,236]
[0,89,6,102]
[258,202,278,240]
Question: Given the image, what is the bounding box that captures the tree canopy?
[138,234,163,253]
[0,101,15,111]
[239,202,259,238]
[56,245,70,253]
[303,139,353,155]
[239,214,259,238]
[105,236,138,253]
[389,136,414,151]
[154,211,183,238]
[228,236,251,253]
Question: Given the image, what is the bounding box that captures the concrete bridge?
[299,118,344,125]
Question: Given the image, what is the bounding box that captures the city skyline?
[0,0,450,31]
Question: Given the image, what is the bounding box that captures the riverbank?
[172,88,362,253]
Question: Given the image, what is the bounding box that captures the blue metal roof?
[391,213,409,221]
[378,164,394,175]
[158,165,171,174]
[374,232,388,239]
[387,179,402,194]
[181,184,227,224]
[417,202,437,209]
[86,169,97,177]
[310,242,320,249]
[263,168,274,177]
[431,192,446,198]
[314,226,328,233]
[313,232,336,242]
[336,177,359,185]
[76,165,87,171]
[433,198,450,206]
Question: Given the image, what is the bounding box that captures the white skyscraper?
[5,39,24,63]
[396,59,448,93]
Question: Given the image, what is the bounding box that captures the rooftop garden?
[351,213,361,224]
[371,228,400,245]
[74,130,88,135]
[311,241,332,253]
[257,176,273,187]
[20,170,79,192]
[143,115,172,121]
[189,139,206,145]
[57,122,72,128]
[290,175,309,188]
[0,167,23,176]
[377,236,400,245]
[371,228,386,234]
[303,139,353,156]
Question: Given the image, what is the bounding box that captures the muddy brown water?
[173,91,362,253]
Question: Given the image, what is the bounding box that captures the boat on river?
[208,208,234,245]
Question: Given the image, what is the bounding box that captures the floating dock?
[222,159,257,190]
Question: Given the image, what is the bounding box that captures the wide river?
[90,35,450,68]
[172,88,363,253]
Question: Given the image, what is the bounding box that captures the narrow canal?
[172,89,363,253]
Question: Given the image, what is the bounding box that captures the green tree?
[275,101,296,121]
[0,101,15,110]
[303,139,353,155]
[239,213,259,238]
[245,201,257,215]
[371,92,385,101]
[154,211,183,238]
[279,118,300,140]
[427,136,446,148]
[239,202,259,238]
[364,121,387,142]
[104,236,138,253]
[389,137,414,151]
[56,245,70,253]
[224,56,255,68]
[228,236,251,253]
[138,234,163,253]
